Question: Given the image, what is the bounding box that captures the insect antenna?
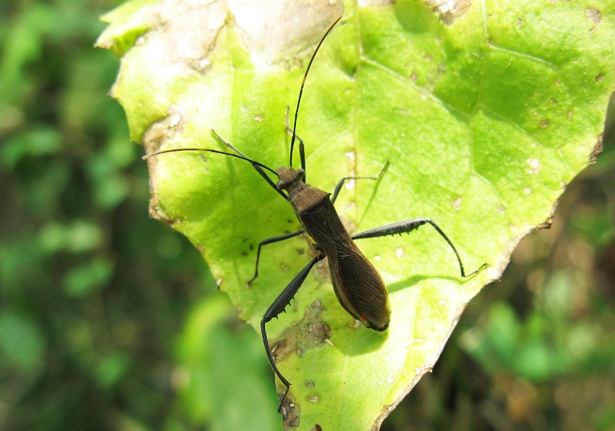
[289,16,342,168]
[143,147,279,177]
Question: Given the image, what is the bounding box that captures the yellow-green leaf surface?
[97,1,615,430]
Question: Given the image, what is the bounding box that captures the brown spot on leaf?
[268,301,332,364]
[590,134,603,163]
[585,7,601,25]
[280,394,300,428]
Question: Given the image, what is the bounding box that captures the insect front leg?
[352,218,485,278]
[248,230,305,285]
[261,254,325,410]
[330,162,389,205]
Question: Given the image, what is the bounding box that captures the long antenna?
[143,147,279,177]
[289,16,342,167]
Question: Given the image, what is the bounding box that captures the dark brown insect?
[144,17,484,412]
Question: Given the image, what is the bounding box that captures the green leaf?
[98,1,615,429]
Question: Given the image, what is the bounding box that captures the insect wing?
[297,197,391,331]
[328,247,391,331]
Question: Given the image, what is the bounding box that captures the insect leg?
[285,107,307,175]
[248,230,305,284]
[261,253,325,410]
[211,130,287,200]
[330,162,389,205]
[352,218,485,278]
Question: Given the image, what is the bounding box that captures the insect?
[145,17,484,411]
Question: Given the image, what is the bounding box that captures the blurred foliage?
[0,0,244,429]
[1,0,614,430]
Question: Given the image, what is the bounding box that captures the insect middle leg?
[247,230,305,284]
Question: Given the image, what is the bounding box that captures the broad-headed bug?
[144,17,485,411]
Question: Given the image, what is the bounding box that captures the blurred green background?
[1,1,614,430]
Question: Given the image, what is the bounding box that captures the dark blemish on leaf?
[296,248,305,255]
[242,238,248,243]
[308,321,332,341]
[585,8,601,25]
[551,98,557,105]
[271,338,287,362]
[595,74,605,82]
[242,251,248,257]
[590,135,603,163]
[268,301,332,364]
[143,113,185,155]
[197,154,209,167]
[349,65,358,78]
[280,393,300,428]
[537,219,553,230]
[304,380,315,388]
[540,119,549,129]
[517,17,524,28]
[281,263,289,271]
[310,425,322,431]
[249,244,254,251]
